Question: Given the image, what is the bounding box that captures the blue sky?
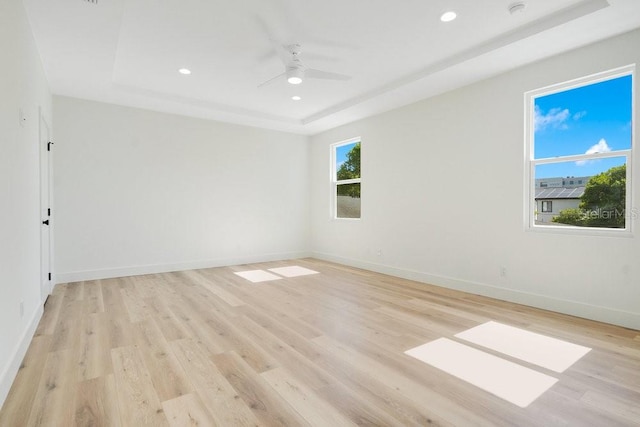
[335,141,358,170]
[534,74,632,178]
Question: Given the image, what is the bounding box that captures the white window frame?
[331,137,361,220]
[524,65,635,236]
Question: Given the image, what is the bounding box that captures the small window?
[526,66,634,233]
[332,138,361,219]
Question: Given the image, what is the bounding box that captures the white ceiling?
[23,0,640,135]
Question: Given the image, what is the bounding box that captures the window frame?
[524,65,635,236]
[331,137,362,220]
[541,200,553,213]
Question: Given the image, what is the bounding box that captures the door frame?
[39,107,52,302]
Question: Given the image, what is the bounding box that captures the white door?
[39,109,52,302]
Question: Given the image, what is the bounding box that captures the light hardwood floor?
[1,258,639,426]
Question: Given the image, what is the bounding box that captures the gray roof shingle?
[535,187,585,199]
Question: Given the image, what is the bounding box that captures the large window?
[332,138,361,219]
[525,66,634,233]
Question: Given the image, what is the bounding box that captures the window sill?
[526,224,633,238]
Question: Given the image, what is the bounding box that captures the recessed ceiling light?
[440,11,457,22]
[292,96,301,101]
[178,68,191,75]
[287,76,302,85]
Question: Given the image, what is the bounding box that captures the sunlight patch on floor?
[405,338,558,408]
[234,270,282,283]
[268,266,319,278]
[455,321,591,373]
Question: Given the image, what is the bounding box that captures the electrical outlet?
[500,267,507,278]
[19,108,26,127]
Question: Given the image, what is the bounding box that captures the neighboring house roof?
[535,187,585,200]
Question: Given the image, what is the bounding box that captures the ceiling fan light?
[287,67,304,85]
[440,11,457,22]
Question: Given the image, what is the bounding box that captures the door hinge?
[48,208,51,216]
[48,272,51,281]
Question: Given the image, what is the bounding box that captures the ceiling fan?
[258,44,351,88]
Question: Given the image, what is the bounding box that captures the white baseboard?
[0,303,44,410]
[55,251,312,283]
[311,252,640,331]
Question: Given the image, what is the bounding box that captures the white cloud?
[535,107,588,131]
[535,106,570,131]
[585,139,611,155]
[573,111,587,120]
[576,139,611,166]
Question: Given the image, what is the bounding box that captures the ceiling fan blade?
[257,72,286,88]
[303,52,340,63]
[305,68,351,81]
[253,14,294,67]
[275,44,295,66]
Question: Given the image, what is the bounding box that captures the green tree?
[337,143,360,198]
[552,208,585,226]
[579,164,626,227]
[336,143,360,181]
[552,164,626,227]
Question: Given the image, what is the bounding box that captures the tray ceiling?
[23,0,640,134]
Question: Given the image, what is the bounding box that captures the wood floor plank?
[143,297,190,342]
[77,313,112,381]
[166,298,228,355]
[101,280,129,320]
[34,293,63,337]
[49,299,84,352]
[314,381,410,427]
[178,293,279,373]
[161,394,217,427]
[168,339,231,391]
[260,367,357,426]
[0,336,52,426]
[580,389,640,424]
[232,314,331,390]
[195,386,261,427]
[84,280,105,314]
[133,275,171,300]
[169,339,261,426]
[75,375,121,427]
[183,269,246,307]
[312,334,484,426]
[133,320,192,402]
[120,280,150,323]
[111,346,169,426]
[1,258,639,426]
[25,349,77,427]
[105,314,136,350]
[212,351,311,427]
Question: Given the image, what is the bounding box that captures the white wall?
[53,97,310,282]
[310,29,640,330]
[0,0,52,408]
